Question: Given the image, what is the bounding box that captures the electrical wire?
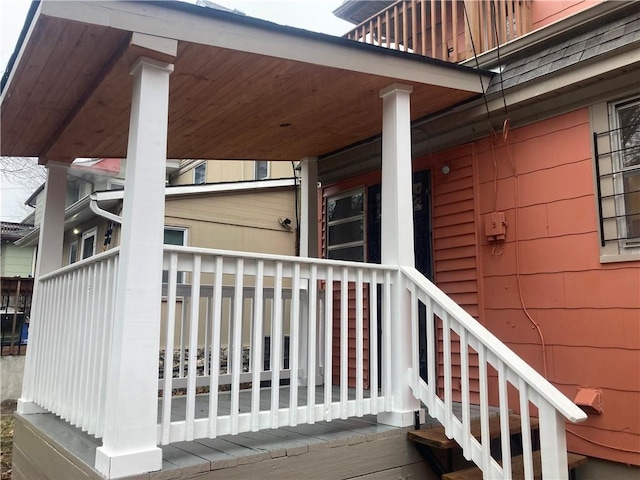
[291,161,300,256]
[503,123,549,378]
[566,428,640,454]
[462,1,494,132]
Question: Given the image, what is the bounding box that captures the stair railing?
[401,266,587,479]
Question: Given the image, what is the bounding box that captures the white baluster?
[340,267,348,419]
[355,268,364,417]
[369,270,378,415]
[251,260,264,432]
[231,258,244,435]
[161,253,178,444]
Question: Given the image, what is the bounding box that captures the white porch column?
[95,57,173,479]
[299,157,318,258]
[377,83,420,427]
[18,160,68,415]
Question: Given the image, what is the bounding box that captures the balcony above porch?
[337,0,533,63]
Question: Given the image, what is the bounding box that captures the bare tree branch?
[0,157,46,188]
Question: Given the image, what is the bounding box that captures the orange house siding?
[473,108,640,465]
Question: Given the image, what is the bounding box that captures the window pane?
[255,161,268,180]
[82,235,94,259]
[194,164,206,184]
[623,170,640,240]
[164,229,185,245]
[327,193,364,222]
[328,220,363,245]
[619,103,640,168]
[69,243,78,264]
[328,246,364,262]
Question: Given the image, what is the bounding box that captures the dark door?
[367,170,433,380]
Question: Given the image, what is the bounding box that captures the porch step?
[441,451,588,480]
[407,414,538,450]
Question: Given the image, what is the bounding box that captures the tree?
[0,157,46,188]
[0,157,46,222]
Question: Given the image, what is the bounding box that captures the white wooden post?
[95,57,173,479]
[377,83,420,427]
[539,401,570,480]
[18,161,68,415]
[299,156,318,258]
[299,156,318,387]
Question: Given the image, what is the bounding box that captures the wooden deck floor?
[13,386,486,480]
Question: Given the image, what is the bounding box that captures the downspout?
[89,194,122,224]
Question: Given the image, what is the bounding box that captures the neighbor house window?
[325,189,365,261]
[592,95,640,261]
[194,163,206,184]
[108,180,125,190]
[80,228,97,260]
[163,227,187,283]
[255,161,269,180]
[69,240,78,264]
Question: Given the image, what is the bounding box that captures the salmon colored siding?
[474,108,640,465]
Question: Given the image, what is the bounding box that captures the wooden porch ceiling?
[1,0,490,164]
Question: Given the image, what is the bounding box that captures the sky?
[0,0,352,222]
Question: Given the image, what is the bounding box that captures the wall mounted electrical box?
[485,212,507,242]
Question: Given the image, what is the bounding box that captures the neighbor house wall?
[473,108,640,465]
[1,243,35,277]
[172,160,294,186]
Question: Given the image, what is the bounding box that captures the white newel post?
[95,57,173,478]
[377,83,420,427]
[18,161,68,415]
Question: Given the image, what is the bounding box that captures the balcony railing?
[343,0,533,62]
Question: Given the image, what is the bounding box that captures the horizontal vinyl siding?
[475,108,640,465]
[429,147,481,404]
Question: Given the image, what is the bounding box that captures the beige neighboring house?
[32,177,297,265]
[0,221,36,277]
[17,158,297,266]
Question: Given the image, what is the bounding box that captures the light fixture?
[73,228,80,235]
[278,217,292,230]
[441,165,451,175]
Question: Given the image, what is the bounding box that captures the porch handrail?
[401,265,586,479]
[159,246,398,444]
[162,244,397,271]
[37,246,121,281]
[21,247,120,439]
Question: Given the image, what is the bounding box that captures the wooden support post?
[18,160,68,415]
[299,157,319,258]
[95,57,173,479]
[377,83,420,427]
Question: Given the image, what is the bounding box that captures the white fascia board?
[39,0,489,93]
[1,2,42,104]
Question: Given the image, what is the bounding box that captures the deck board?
[16,385,486,479]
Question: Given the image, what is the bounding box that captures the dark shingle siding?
[487,9,640,94]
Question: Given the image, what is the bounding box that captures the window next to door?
[326,189,365,261]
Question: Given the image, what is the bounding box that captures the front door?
[367,169,433,380]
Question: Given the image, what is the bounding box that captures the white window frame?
[193,163,206,184]
[163,226,188,283]
[69,240,79,264]
[80,227,97,260]
[325,188,366,262]
[254,160,269,180]
[609,97,640,247]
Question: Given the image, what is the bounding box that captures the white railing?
[158,246,397,444]
[23,248,119,438]
[402,266,587,479]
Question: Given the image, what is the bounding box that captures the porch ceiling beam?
[39,0,490,94]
